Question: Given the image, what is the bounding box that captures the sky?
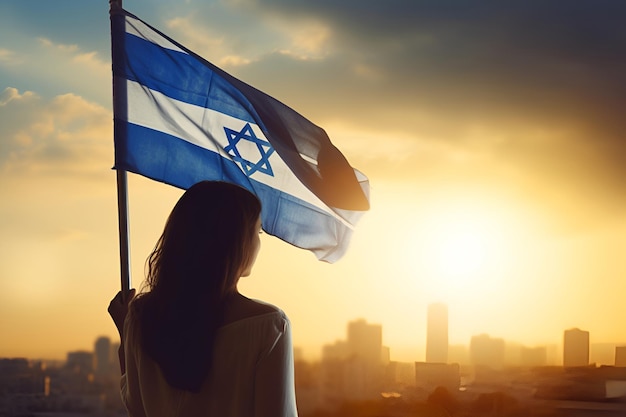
[1,0,625,363]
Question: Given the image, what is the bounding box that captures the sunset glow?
[1,1,625,365]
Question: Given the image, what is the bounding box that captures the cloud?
[36,37,110,85]
[217,0,626,230]
[0,48,21,66]
[0,86,35,105]
[0,35,111,106]
[161,2,332,68]
[162,18,248,68]
[37,37,78,53]
[3,1,618,234]
[162,9,278,67]
[0,87,112,178]
[224,2,625,126]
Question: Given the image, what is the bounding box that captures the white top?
[120,306,298,417]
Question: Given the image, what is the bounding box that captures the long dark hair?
[130,181,262,392]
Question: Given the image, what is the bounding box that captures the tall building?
[426,303,448,363]
[320,319,385,405]
[563,328,589,367]
[347,319,383,364]
[470,334,505,370]
[94,336,112,376]
[615,346,626,367]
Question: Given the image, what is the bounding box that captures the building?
[319,319,386,406]
[66,351,94,375]
[94,336,112,377]
[385,361,416,388]
[470,334,505,370]
[426,303,448,364]
[347,319,383,364]
[520,346,548,367]
[563,328,589,368]
[591,343,618,366]
[415,362,460,392]
[615,346,626,367]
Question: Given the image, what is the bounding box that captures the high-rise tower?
[563,328,589,367]
[426,303,448,363]
[94,336,112,376]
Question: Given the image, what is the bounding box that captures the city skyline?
[1,1,625,360]
[5,318,626,416]
[10,311,626,369]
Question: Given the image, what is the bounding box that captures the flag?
[110,7,369,262]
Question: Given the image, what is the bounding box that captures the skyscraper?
[94,336,112,376]
[426,303,448,363]
[347,319,382,364]
[563,328,589,367]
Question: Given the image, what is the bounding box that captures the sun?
[380,190,528,306]
[434,225,488,278]
[412,201,513,297]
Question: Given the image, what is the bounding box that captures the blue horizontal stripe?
[115,122,350,261]
[119,32,260,126]
[115,122,249,189]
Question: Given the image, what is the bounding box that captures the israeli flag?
[111,8,369,262]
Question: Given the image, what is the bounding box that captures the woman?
[108,181,298,417]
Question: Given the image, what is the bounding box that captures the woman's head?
[134,181,262,392]
[146,181,262,299]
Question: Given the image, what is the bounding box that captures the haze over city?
[1,1,625,363]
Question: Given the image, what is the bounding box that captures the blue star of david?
[223,123,275,177]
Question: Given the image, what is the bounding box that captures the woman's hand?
[108,289,136,337]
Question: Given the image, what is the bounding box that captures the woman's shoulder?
[221,293,286,327]
[243,297,283,316]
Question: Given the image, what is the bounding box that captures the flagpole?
[116,173,131,295]
[110,0,132,296]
